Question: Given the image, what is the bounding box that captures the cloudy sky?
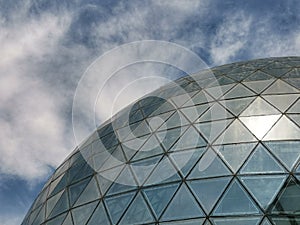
[0,0,299,224]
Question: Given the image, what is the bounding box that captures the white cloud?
[249,20,300,58]
[210,12,252,65]
[152,0,203,13]
[0,11,74,181]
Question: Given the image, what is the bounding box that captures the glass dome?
[22,57,300,225]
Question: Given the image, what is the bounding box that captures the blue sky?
[0,0,299,224]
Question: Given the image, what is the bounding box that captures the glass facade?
[22,57,300,225]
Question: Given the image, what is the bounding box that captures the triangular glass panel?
[264,141,300,171]
[208,76,236,87]
[92,147,115,172]
[240,97,280,116]
[160,218,205,225]
[161,183,204,221]
[96,173,114,196]
[146,111,174,131]
[185,81,203,93]
[212,67,231,76]
[262,67,291,78]
[213,179,260,215]
[285,59,300,67]
[116,125,135,142]
[263,79,299,94]
[131,155,162,185]
[143,183,179,219]
[287,99,300,113]
[188,177,231,214]
[263,116,300,141]
[219,97,255,116]
[297,165,300,173]
[203,220,213,225]
[46,190,64,218]
[261,218,272,225]
[151,101,177,116]
[240,175,287,209]
[145,156,181,186]
[129,109,144,125]
[74,177,101,207]
[68,177,91,206]
[158,111,190,131]
[129,121,151,138]
[49,173,68,198]
[245,59,271,68]
[79,144,93,160]
[87,202,110,225]
[99,164,124,184]
[170,92,195,107]
[226,71,254,82]
[170,126,207,151]
[195,119,233,144]
[223,84,256,99]
[239,115,281,139]
[183,90,214,107]
[139,95,165,108]
[99,132,119,149]
[214,119,257,145]
[49,190,69,219]
[217,143,256,173]
[71,162,95,184]
[105,192,135,224]
[72,201,97,225]
[211,217,261,225]
[271,177,300,214]
[282,68,300,78]
[28,204,43,225]
[221,64,238,73]
[239,144,285,174]
[46,212,67,225]
[271,217,300,224]
[98,146,126,172]
[32,204,46,225]
[119,192,155,225]
[48,174,64,197]
[263,94,299,112]
[288,114,300,127]
[192,74,215,85]
[268,61,292,68]
[107,165,137,195]
[120,144,139,162]
[198,102,234,122]
[91,136,106,154]
[243,80,274,94]
[169,148,206,177]
[283,78,300,89]
[61,213,73,225]
[156,127,184,151]
[244,70,273,81]
[181,104,210,122]
[32,184,50,209]
[132,135,164,161]
[205,84,235,99]
[188,148,232,179]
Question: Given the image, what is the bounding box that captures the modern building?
[22,57,300,225]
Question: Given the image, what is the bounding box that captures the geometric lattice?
[22,57,300,225]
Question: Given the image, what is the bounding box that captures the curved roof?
[23,57,300,225]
